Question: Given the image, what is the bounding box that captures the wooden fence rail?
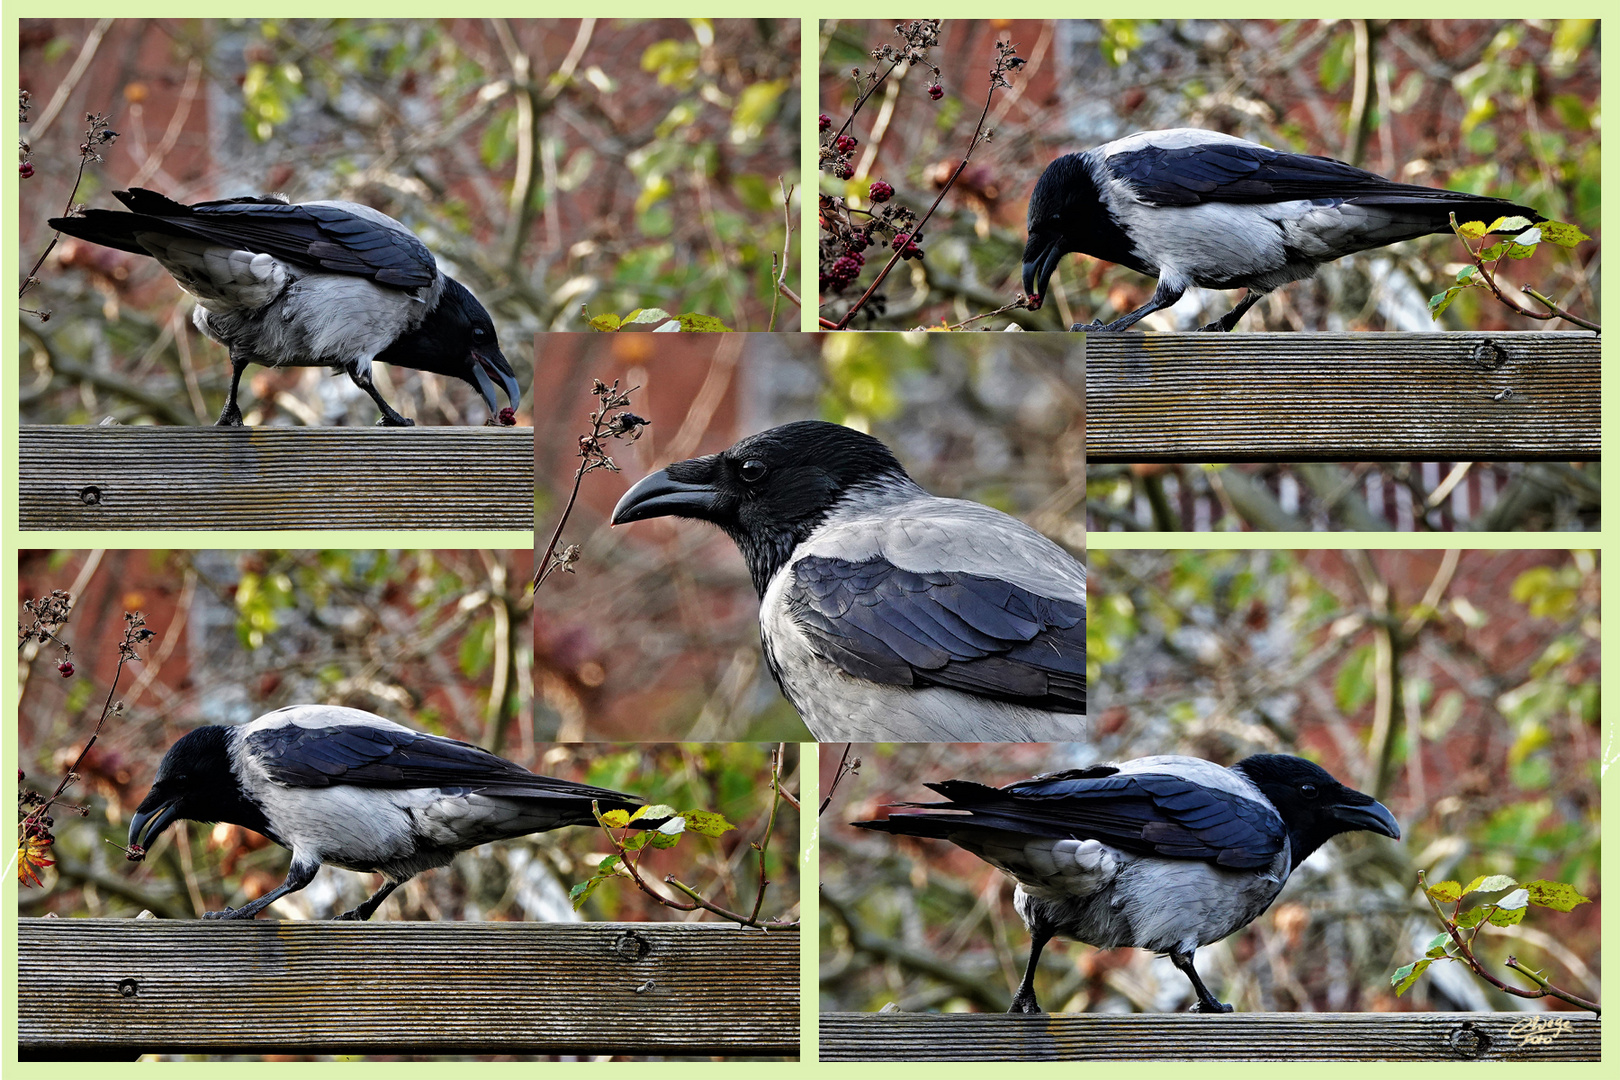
[18,919,799,1058]
[17,426,535,530]
[820,1011,1598,1061]
[1086,332,1600,464]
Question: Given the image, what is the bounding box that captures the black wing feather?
[854,768,1284,869]
[49,188,437,289]
[244,724,642,808]
[788,555,1086,712]
[1111,141,1542,223]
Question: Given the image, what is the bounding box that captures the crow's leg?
[335,878,402,921]
[1072,278,1185,333]
[202,858,318,920]
[215,348,253,427]
[346,361,415,427]
[1169,947,1233,1013]
[1197,290,1265,333]
[1008,926,1054,1014]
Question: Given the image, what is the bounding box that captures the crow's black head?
[611,420,915,595]
[1232,754,1399,871]
[1023,154,1099,308]
[378,277,520,419]
[128,726,275,851]
[1023,152,1148,311]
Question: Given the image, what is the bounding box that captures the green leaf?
[1427,880,1463,903]
[1523,879,1591,911]
[648,830,681,849]
[1484,215,1534,234]
[623,308,672,326]
[656,816,687,836]
[1424,932,1452,958]
[598,854,621,873]
[1539,221,1591,248]
[1456,264,1481,284]
[621,831,650,852]
[631,803,679,822]
[1467,874,1518,895]
[675,313,733,332]
[1455,905,1489,929]
[1456,220,1490,240]
[570,872,609,910]
[589,313,622,332]
[1428,285,1465,319]
[1487,903,1529,928]
[600,809,631,829]
[1479,240,1510,262]
[1392,957,1433,995]
[682,809,736,837]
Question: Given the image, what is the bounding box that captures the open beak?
[611,465,723,525]
[1021,232,1066,310]
[470,346,521,415]
[128,794,184,850]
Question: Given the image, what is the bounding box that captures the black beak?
[128,794,184,850]
[470,345,521,415]
[1022,231,1065,309]
[612,465,723,524]
[1335,797,1401,841]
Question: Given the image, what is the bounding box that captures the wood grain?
[18,919,799,1057]
[1086,333,1600,463]
[17,426,535,530]
[819,1011,1598,1061]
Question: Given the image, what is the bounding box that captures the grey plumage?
[128,705,650,920]
[853,753,1401,1013]
[611,421,1086,741]
[50,189,520,425]
[1023,128,1545,331]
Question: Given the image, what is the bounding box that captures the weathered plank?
[1086,332,1600,463]
[17,426,535,530]
[820,1011,1597,1061]
[18,919,799,1057]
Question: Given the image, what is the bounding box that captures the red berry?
[891,232,910,251]
[498,407,517,426]
[834,134,858,154]
[928,84,944,101]
[19,161,35,179]
[57,660,73,678]
[868,180,894,203]
[819,114,833,132]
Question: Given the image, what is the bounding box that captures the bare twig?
[20,112,120,318]
[767,178,797,331]
[534,380,648,589]
[818,743,861,816]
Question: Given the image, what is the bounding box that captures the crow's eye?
[472,326,490,342]
[740,459,768,483]
[1299,783,1318,799]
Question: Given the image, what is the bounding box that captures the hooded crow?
[852,753,1401,1013]
[611,421,1086,741]
[1022,128,1545,332]
[50,189,520,426]
[127,705,651,920]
